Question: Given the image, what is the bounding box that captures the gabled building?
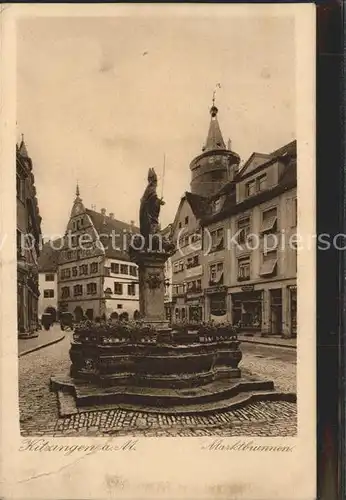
[57,186,140,321]
[16,137,42,337]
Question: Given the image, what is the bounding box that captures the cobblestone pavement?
[19,333,297,437]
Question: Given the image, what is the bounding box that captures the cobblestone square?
[19,333,297,437]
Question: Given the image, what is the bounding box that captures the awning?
[260,216,277,233]
[259,259,277,276]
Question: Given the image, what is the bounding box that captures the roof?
[185,191,210,219]
[18,138,29,158]
[38,239,63,272]
[202,141,297,225]
[203,106,226,152]
[86,209,140,260]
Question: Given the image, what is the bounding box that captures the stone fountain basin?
[69,340,243,389]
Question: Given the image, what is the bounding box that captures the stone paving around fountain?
[19,332,297,437]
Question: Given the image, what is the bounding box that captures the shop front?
[206,286,228,323]
[269,288,282,334]
[232,288,262,330]
[186,294,204,323]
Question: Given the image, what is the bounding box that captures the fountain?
[50,169,295,416]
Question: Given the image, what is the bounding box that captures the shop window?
[210,227,224,252]
[237,217,251,244]
[210,293,226,316]
[261,207,277,234]
[209,262,224,286]
[238,257,250,281]
[111,263,120,274]
[45,273,55,282]
[114,282,123,295]
[120,264,128,275]
[128,283,136,296]
[86,283,97,295]
[73,284,83,297]
[260,250,278,277]
[43,289,54,298]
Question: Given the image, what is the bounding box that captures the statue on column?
[139,168,165,238]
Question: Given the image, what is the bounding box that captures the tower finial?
[76,181,80,197]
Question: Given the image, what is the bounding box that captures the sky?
[17,13,295,238]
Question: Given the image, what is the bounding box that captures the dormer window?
[258,174,267,191]
[246,180,256,197]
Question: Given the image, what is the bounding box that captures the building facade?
[16,137,42,337]
[38,240,62,321]
[202,141,297,337]
[57,187,140,321]
[169,101,240,324]
[168,101,297,337]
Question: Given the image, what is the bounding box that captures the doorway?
[270,289,282,334]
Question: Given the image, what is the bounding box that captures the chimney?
[227,138,232,150]
[109,213,114,219]
[101,208,106,216]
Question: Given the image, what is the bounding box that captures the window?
[173,262,179,274]
[178,222,182,229]
[79,264,88,276]
[128,283,136,296]
[259,250,277,277]
[291,198,297,227]
[86,283,97,295]
[120,264,128,275]
[258,174,267,191]
[187,255,199,268]
[72,267,78,277]
[186,279,202,293]
[117,304,123,309]
[73,284,83,296]
[237,217,251,244]
[185,216,189,225]
[238,257,250,281]
[43,289,54,298]
[60,268,71,280]
[210,228,224,251]
[178,260,184,272]
[90,262,98,274]
[261,207,277,234]
[209,262,224,286]
[67,251,72,260]
[129,266,137,276]
[114,282,123,295]
[16,175,24,201]
[61,287,70,299]
[45,274,55,282]
[111,263,120,274]
[246,180,256,197]
[17,230,24,259]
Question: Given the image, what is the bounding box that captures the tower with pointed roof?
[190,99,240,197]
